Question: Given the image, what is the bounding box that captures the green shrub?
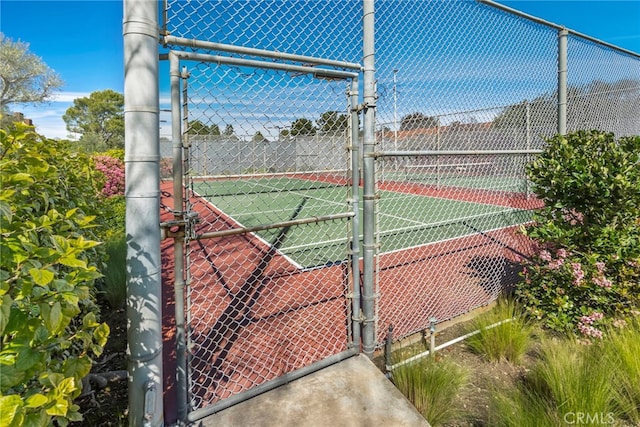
[392,357,468,426]
[0,123,109,426]
[100,235,127,310]
[465,299,533,364]
[100,195,125,240]
[518,130,640,335]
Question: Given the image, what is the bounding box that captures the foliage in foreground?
[465,299,533,364]
[392,357,468,426]
[518,130,640,336]
[0,123,109,426]
[490,317,640,426]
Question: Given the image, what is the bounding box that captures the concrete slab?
[197,354,430,427]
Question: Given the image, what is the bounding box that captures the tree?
[63,90,124,149]
[223,124,235,136]
[317,110,348,134]
[0,33,63,111]
[187,119,220,136]
[252,131,268,142]
[493,79,640,136]
[290,118,316,136]
[399,112,440,131]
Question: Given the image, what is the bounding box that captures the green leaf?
[93,322,110,350]
[62,357,92,382]
[42,302,62,334]
[58,256,86,268]
[39,372,64,388]
[0,395,23,427]
[0,201,13,223]
[57,377,77,396]
[15,346,43,371]
[0,363,26,390]
[45,398,68,417]
[0,295,12,335]
[22,409,48,427]
[8,172,34,184]
[24,393,48,409]
[82,312,98,329]
[64,208,78,219]
[29,268,54,286]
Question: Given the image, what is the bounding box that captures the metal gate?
[163,49,362,422]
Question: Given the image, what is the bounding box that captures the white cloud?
[50,91,94,103]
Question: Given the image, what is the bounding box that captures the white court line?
[190,186,305,270]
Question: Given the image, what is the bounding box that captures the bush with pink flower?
[517,131,640,336]
[94,152,125,197]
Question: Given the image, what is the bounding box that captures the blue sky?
[1,0,639,139]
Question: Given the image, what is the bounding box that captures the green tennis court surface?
[192,176,532,268]
[381,171,530,192]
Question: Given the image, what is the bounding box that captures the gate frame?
[163,49,363,423]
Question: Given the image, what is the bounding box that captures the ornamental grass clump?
[465,299,533,364]
[490,336,617,426]
[392,357,468,426]
[602,317,640,425]
[517,130,640,336]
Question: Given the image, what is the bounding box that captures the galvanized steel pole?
[362,0,377,358]
[349,77,362,349]
[169,52,188,423]
[123,0,164,425]
[558,28,568,135]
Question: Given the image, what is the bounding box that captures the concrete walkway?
[198,355,431,427]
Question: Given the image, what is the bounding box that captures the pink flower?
[571,262,584,286]
[556,248,568,259]
[595,262,606,274]
[539,250,552,262]
[593,275,612,289]
[94,155,125,197]
[548,259,564,270]
[577,323,603,339]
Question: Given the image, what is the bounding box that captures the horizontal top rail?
[163,35,364,70]
[370,149,544,157]
[165,51,359,80]
[479,0,640,58]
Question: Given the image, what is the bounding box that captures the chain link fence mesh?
[567,35,640,135]
[372,0,563,344]
[158,0,640,419]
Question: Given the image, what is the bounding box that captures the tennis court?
[190,171,533,269]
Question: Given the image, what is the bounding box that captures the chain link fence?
[155,0,640,423]
[372,0,640,346]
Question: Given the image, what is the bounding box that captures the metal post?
[170,52,188,423]
[558,28,568,135]
[525,100,531,198]
[393,68,398,151]
[362,0,377,358]
[349,77,361,349]
[436,122,441,190]
[123,1,164,425]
